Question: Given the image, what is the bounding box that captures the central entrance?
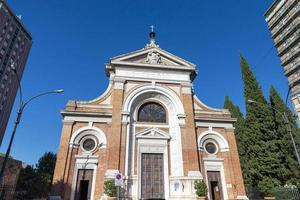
[207,171,223,200]
[141,153,165,199]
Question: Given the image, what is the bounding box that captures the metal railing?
[273,186,300,200]
[246,186,300,200]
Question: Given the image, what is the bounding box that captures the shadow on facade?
[49,180,72,200]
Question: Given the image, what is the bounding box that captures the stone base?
[48,196,62,200]
[236,195,249,200]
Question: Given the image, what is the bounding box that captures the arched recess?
[198,130,229,152]
[123,84,185,116]
[123,84,186,177]
[70,126,107,149]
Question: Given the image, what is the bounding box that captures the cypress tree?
[240,55,281,187]
[223,96,248,180]
[269,86,300,185]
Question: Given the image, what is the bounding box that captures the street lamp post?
[0,64,64,184]
[248,99,300,166]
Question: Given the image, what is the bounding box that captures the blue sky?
[1,0,288,165]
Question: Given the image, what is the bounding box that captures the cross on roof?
[150,25,154,32]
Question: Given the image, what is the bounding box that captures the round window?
[205,142,217,154]
[82,138,96,152]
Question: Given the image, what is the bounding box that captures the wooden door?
[207,171,223,200]
[141,153,164,199]
[75,169,93,200]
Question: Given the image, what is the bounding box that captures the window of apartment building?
[0,48,5,55]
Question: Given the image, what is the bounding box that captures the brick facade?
[51,39,247,200]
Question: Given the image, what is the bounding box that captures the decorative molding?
[198,130,230,152]
[115,66,192,83]
[136,127,171,140]
[63,116,112,124]
[194,117,236,123]
[69,126,107,149]
[123,84,185,115]
[236,195,249,200]
[196,121,234,129]
[110,46,196,68]
[70,156,98,200]
[203,158,229,200]
[193,95,229,113]
[61,110,112,118]
[114,81,124,90]
[181,86,192,94]
[145,50,162,64]
[76,80,113,104]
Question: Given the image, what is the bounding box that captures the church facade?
[51,32,248,200]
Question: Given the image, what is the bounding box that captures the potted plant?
[104,179,117,200]
[194,180,208,200]
[258,177,278,200]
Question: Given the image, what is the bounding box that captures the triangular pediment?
[136,127,171,140]
[110,46,196,68]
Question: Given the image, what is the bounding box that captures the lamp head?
[247,99,256,103]
[54,89,64,93]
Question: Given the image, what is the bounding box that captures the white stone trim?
[70,156,98,200]
[195,121,234,129]
[203,158,229,200]
[193,95,228,113]
[236,195,249,200]
[115,76,191,84]
[135,127,171,140]
[198,130,229,152]
[124,84,185,178]
[114,66,192,83]
[110,46,196,67]
[70,126,107,149]
[123,84,185,115]
[63,116,112,123]
[77,81,113,104]
[182,86,192,94]
[134,123,169,128]
[114,80,125,90]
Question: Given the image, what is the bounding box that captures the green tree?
[15,152,57,199]
[269,86,300,184]
[240,55,281,187]
[36,152,56,189]
[223,96,247,177]
[15,165,36,199]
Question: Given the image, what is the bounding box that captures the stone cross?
[150,25,154,32]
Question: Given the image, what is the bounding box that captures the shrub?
[257,177,279,197]
[104,179,117,197]
[194,180,208,197]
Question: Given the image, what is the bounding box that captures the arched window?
[138,102,166,123]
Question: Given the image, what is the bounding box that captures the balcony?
[281,44,300,66]
[271,5,300,37]
[285,57,300,76]
[277,30,300,56]
[269,0,298,29]
[274,17,300,45]
[288,73,300,87]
